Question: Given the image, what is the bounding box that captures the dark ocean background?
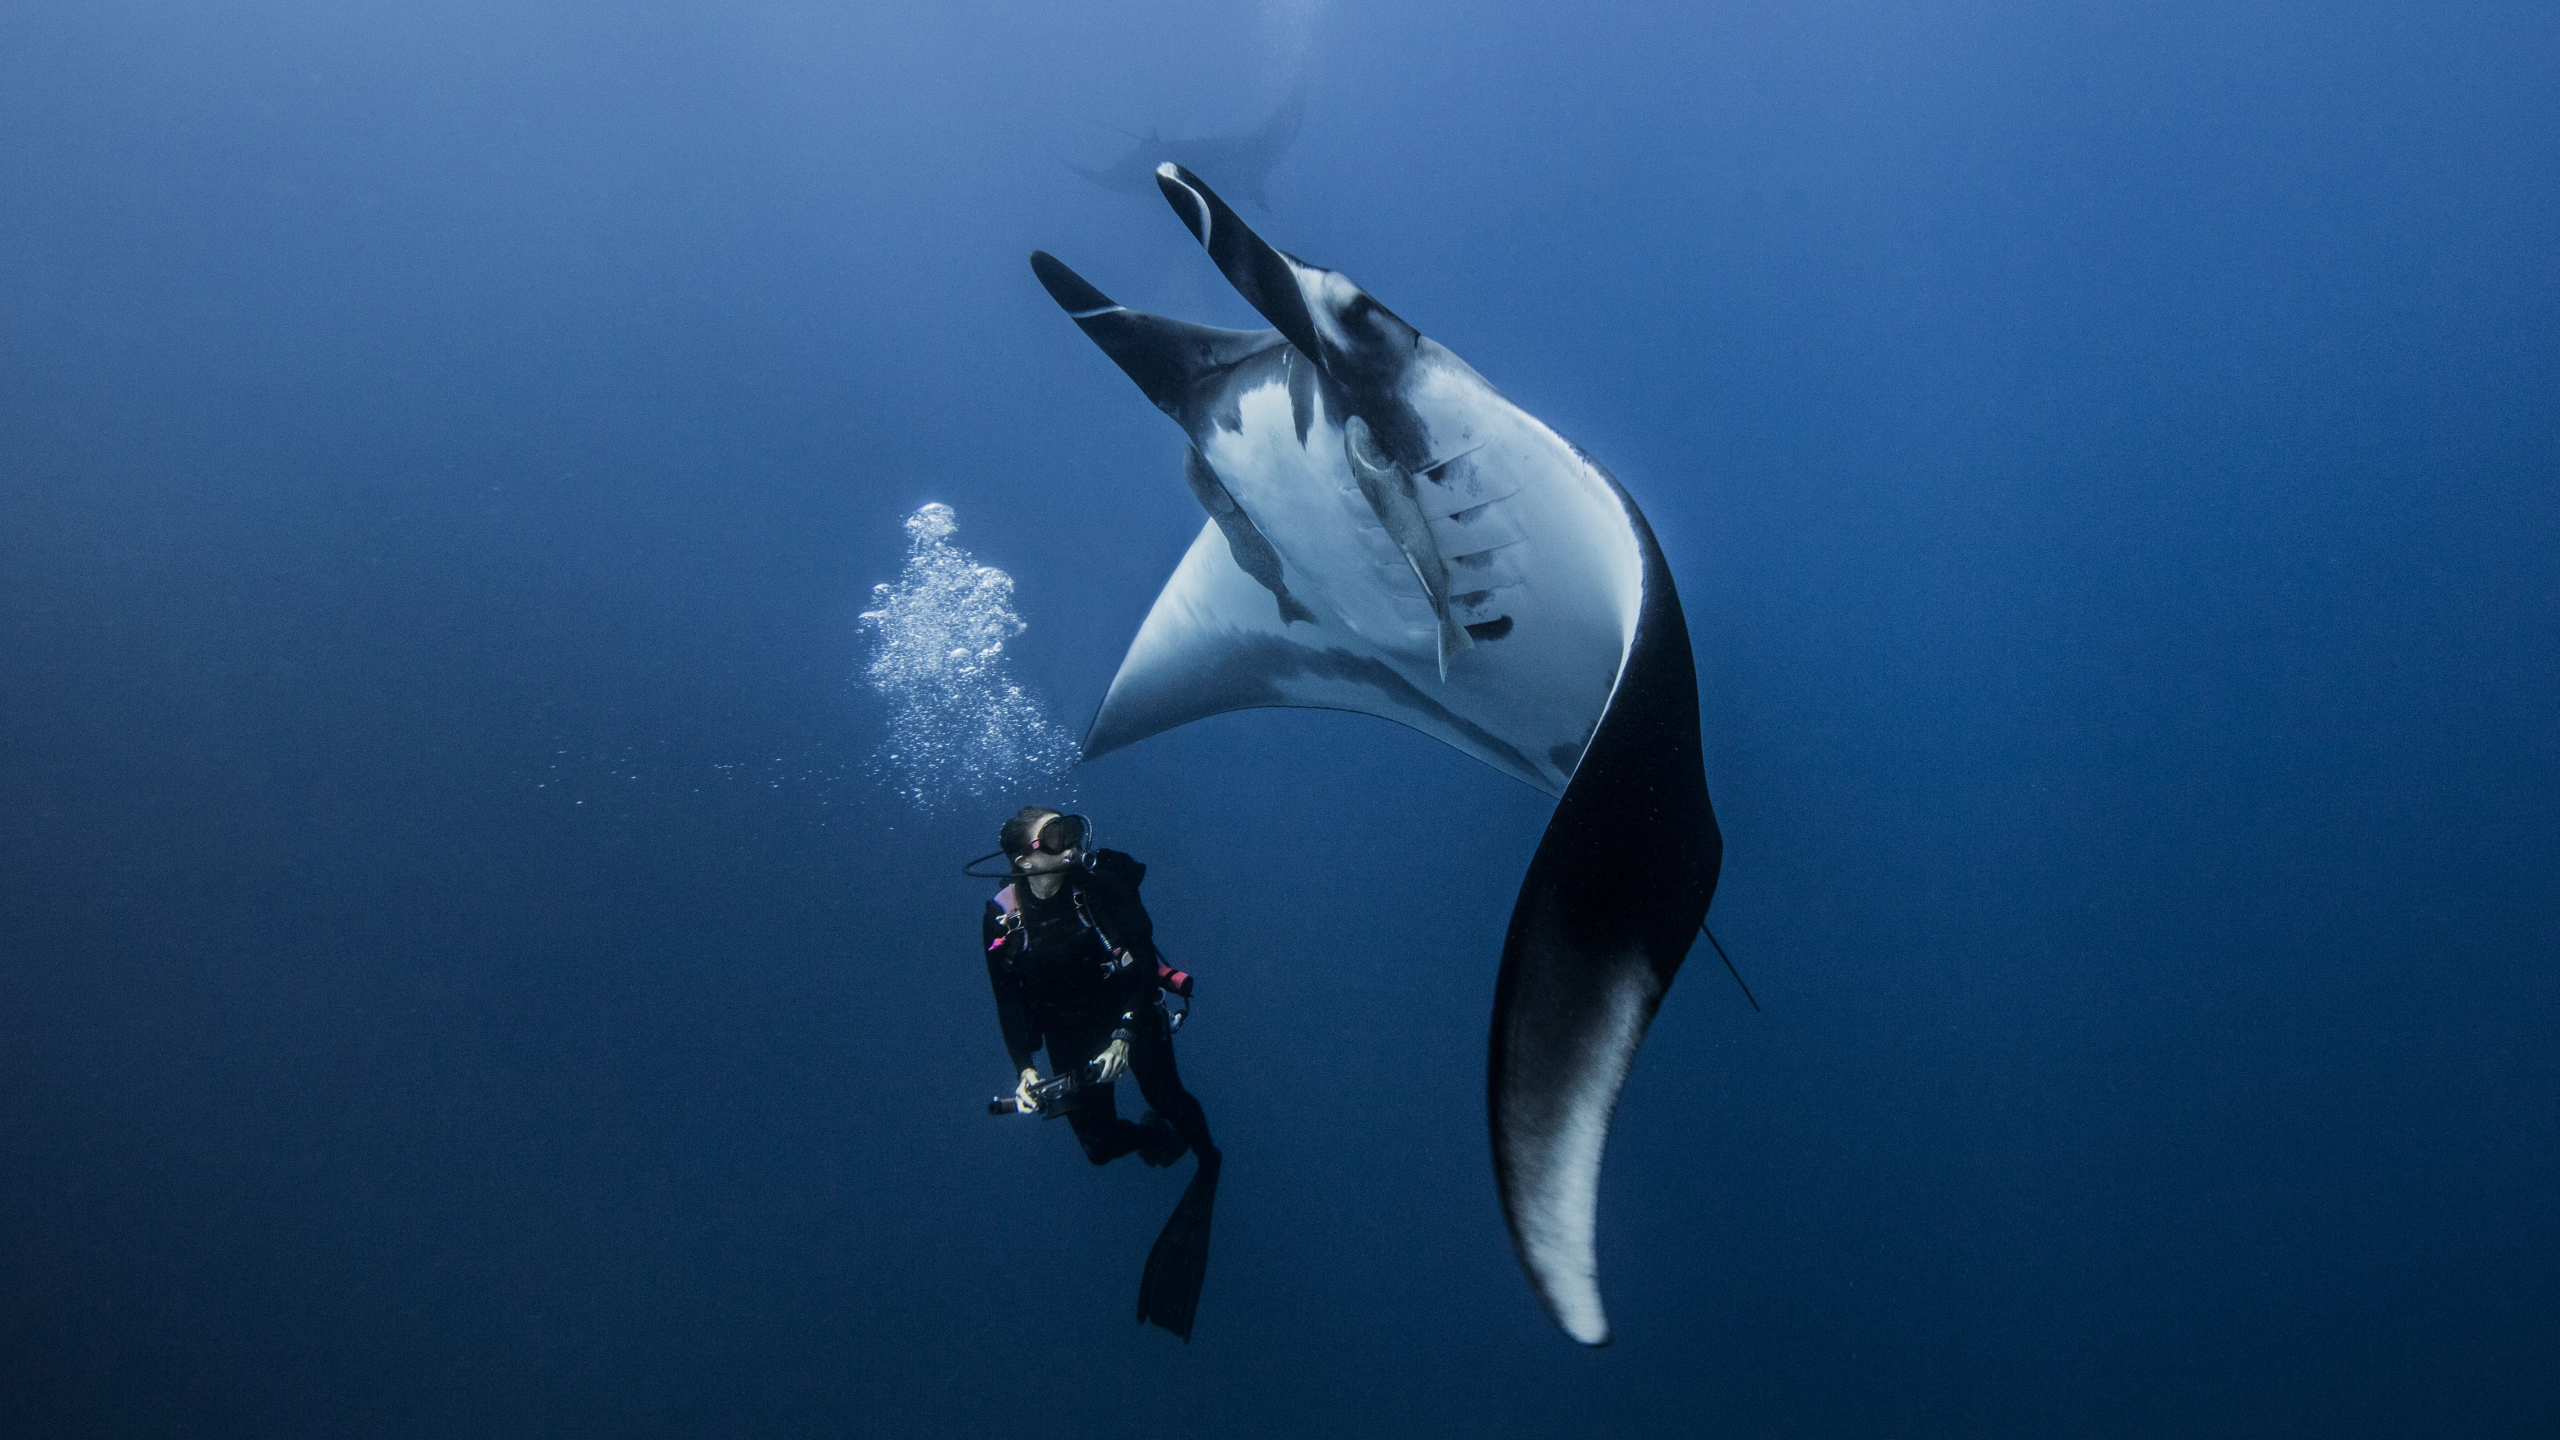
[5,3,2555,1436]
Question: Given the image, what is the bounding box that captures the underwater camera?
[986,1062,1099,1118]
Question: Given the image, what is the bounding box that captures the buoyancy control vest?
[986,851,1194,1004]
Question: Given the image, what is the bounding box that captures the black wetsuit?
[982,850,1215,1166]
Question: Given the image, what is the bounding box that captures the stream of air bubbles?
[858,503,1079,807]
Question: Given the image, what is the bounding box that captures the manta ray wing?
[1488,472,1718,1345]
[1085,517,1559,791]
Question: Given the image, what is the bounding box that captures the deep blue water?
[5,3,2556,1436]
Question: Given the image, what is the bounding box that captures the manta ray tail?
[1488,489,1719,1346]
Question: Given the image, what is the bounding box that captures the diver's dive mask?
[1031,813,1089,856]
[960,810,1097,880]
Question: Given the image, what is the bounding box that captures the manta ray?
[1063,84,1305,211]
[1029,166,1723,1346]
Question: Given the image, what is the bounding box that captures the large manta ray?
[1029,165,1722,1346]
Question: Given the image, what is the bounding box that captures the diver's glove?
[1015,1067,1043,1113]
[1091,1038,1131,1085]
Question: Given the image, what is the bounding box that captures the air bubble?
[857,503,1079,808]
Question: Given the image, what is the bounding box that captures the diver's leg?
[1128,1018,1216,1161]
[1063,1087,1150,1166]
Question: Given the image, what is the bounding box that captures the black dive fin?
[1487,489,1720,1347]
[1028,251,1283,421]
[1135,1153,1222,1341]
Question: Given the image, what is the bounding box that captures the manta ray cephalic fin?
[1030,250,1286,420]
[1152,164,1330,372]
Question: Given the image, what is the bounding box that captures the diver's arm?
[993,987,1042,1076]
[983,902,1042,1074]
[1089,879,1160,1080]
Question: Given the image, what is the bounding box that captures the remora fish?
[1030,165,1722,1345]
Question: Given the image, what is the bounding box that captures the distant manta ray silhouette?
[1061,83,1306,211]
[1029,165,1724,1346]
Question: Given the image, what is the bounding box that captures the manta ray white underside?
[1088,343,1642,798]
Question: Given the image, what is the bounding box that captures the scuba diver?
[977,806,1221,1338]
